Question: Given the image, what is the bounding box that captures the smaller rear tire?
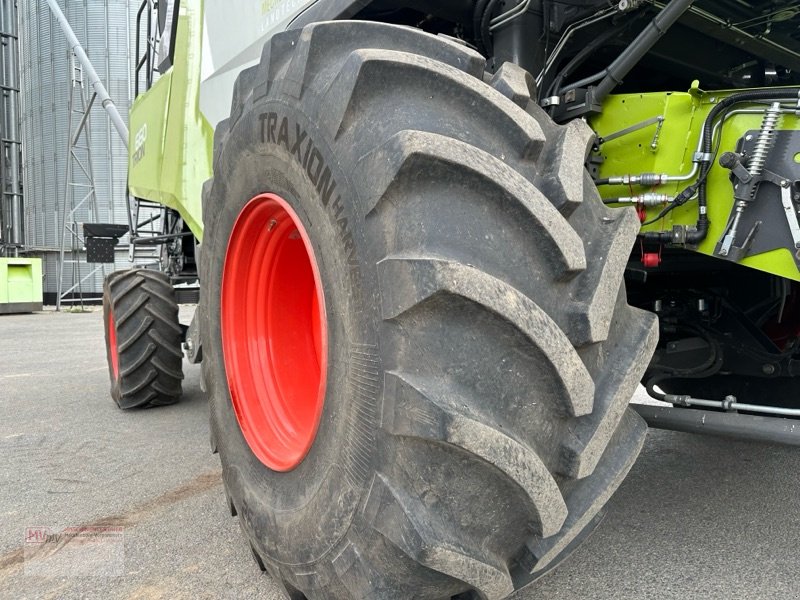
[103,268,184,408]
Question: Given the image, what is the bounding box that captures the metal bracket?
[718,151,752,184]
[693,151,714,163]
[650,116,665,150]
[717,214,759,260]
[598,115,663,145]
[716,152,800,261]
[184,310,203,364]
[779,183,800,253]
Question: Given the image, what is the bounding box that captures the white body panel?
[200,0,318,128]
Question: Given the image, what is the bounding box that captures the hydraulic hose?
[476,0,503,57]
[548,24,623,98]
[641,87,800,246]
[473,0,492,54]
[696,90,792,244]
[645,375,667,401]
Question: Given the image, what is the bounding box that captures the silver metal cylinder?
[614,192,672,206]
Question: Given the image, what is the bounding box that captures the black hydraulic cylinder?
[593,0,694,104]
[632,404,800,446]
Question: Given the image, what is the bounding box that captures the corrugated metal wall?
[19,0,141,297]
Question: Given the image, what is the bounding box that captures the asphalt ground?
[1,307,799,599]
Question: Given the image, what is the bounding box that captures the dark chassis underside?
[299,0,800,421]
[146,0,800,434]
[302,0,800,93]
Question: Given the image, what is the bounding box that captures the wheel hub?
[221,193,328,471]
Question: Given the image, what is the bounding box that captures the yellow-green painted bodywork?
[0,257,42,307]
[127,0,212,241]
[590,83,800,282]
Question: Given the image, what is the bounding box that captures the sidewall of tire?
[201,101,383,566]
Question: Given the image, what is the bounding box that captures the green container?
[0,257,43,314]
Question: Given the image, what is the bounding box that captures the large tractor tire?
[102,268,183,409]
[199,21,658,599]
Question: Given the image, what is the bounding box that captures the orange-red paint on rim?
[221,193,328,471]
[109,312,119,379]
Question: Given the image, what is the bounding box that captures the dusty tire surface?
[103,268,183,409]
[200,20,658,600]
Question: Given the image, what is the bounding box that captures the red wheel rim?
[221,193,328,471]
[108,312,119,379]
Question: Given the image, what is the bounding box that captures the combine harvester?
[56,0,800,597]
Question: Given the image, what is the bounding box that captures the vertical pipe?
[146,0,152,90]
[49,6,58,256]
[0,0,7,248]
[5,0,23,246]
[56,53,75,310]
[105,0,113,226]
[491,0,546,77]
[0,0,22,248]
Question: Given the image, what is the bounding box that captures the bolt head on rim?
[221,193,328,471]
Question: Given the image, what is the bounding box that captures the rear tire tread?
[363,473,515,600]
[382,370,568,538]
[103,268,183,409]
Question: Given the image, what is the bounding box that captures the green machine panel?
[0,258,43,314]
[591,84,800,282]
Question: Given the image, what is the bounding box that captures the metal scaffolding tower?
[0,0,22,256]
[56,55,106,310]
